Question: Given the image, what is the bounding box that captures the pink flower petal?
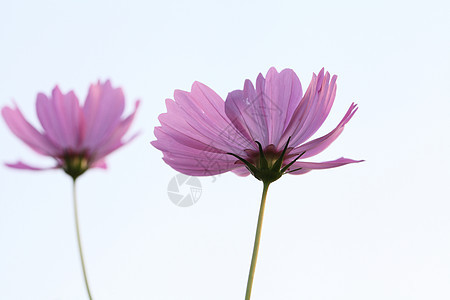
[36,87,83,151]
[82,80,125,150]
[162,153,238,176]
[224,68,303,149]
[91,159,108,169]
[286,157,363,174]
[152,126,223,155]
[289,103,358,159]
[158,82,254,157]
[2,105,59,156]
[231,166,251,177]
[281,69,337,147]
[5,161,58,171]
[93,100,140,159]
[263,68,303,146]
[152,127,239,176]
[225,78,270,146]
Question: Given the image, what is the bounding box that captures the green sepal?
[255,141,268,169]
[227,152,260,177]
[227,137,307,184]
[280,151,306,174]
[272,137,291,172]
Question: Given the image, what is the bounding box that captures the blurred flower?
[2,80,140,299]
[152,67,361,182]
[2,80,140,179]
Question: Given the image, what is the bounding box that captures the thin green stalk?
[245,181,270,300]
[72,179,93,300]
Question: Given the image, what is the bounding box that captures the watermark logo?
[167,173,202,207]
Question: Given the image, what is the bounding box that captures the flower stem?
[72,179,93,300]
[245,181,270,300]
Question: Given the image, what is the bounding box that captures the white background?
[1,0,449,299]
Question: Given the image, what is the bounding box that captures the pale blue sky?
[1,0,449,299]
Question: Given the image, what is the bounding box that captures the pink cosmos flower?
[153,67,362,300]
[152,67,361,181]
[2,80,140,179]
[2,80,139,299]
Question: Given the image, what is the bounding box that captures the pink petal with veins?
[287,157,364,174]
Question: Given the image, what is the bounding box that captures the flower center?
[62,153,89,180]
[227,137,306,184]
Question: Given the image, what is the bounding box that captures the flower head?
[2,80,140,179]
[152,68,361,183]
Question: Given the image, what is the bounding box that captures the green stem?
[245,181,270,300]
[72,179,93,300]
